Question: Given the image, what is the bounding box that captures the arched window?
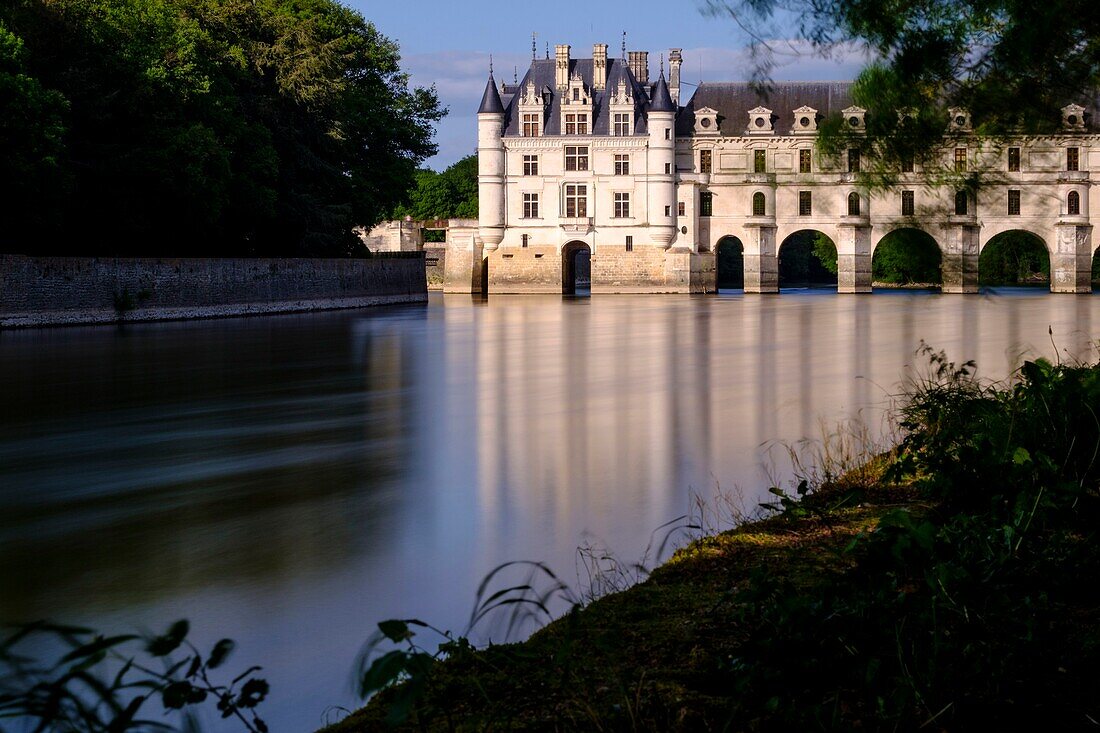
[1068,190,1081,216]
[752,192,766,216]
[847,192,860,216]
[954,191,968,216]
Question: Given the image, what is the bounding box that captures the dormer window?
[842,106,866,131]
[609,79,635,137]
[518,80,546,137]
[522,113,540,137]
[565,113,588,135]
[1062,104,1086,131]
[694,106,720,135]
[747,106,774,134]
[949,108,971,132]
[561,71,593,137]
[793,106,818,133]
[572,87,579,101]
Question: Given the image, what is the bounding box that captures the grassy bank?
[330,347,1100,732]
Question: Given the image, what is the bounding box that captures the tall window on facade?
[902,190,915,216]
[1068,190,1081,216]
[1067,147,1080,171]
[522,193,539,219]
[521,234,529,248]
[848,149,861,173]
[564,184,587,217]
[799,149,812,173]
[613,113,631,136]
[522,155,538,176]
[1008,189,1021,215]
[901,157,914,173]
[664,163,672,174]
[847,192,860,216]
[754,149,766,173]
[1008,147,1020,171]
[678,202,686,216]
[572,87,579,101]
[954,148,967,173]
[625,235,633,252]
[954,191,968,216]
[752,192,766,216]
[565,146,589,171]
[565,114,588,135]
[798,191,812,216]
[522,113,540,137]
[665,128,671,140]
[614,192,631,218]
[700,149,713,174]
[614,154,630,175]
[700,191,713,217]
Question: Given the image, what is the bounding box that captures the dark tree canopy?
[0,0,444,257]
[873,229,943,285]
[979,231,1050,285]
[704,0,1100,187]
[391,155,479,222]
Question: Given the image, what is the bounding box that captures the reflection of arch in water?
[777,229,837,288]
[872,228,943,287]
[979,230,1050,287]
[715,235,745,289]
[562,240,591,295]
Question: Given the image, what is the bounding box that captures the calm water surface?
[2,290,1098,730]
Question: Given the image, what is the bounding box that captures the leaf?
[59,635,138,664]
[358,650,409,698]
[146,620,189,657]
[1012,447,1031,465]
[377,620,412,643]
[207,639,234,669]
[236,678,269,708]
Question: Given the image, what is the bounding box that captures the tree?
[703,0,1100,188]
[391,154,479,222]
[979,232,1050,285]
[872,230,943,285]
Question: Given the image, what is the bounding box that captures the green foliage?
[872,229,943,284]
[0,619,268,731]
[811,233,838,275]
[778,231,837,285]
[391,155,479,222]
[0,0,444,256]
[979,231,1051,285]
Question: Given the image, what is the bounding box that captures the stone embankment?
[0,254,426,328]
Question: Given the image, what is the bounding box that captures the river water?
[1,290,1098,730]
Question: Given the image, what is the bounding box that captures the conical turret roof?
[478,73,505,114]
[649,74,675,112]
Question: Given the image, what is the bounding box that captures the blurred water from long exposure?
[1,290,1097,730]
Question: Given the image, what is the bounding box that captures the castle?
[442,44,1097,294]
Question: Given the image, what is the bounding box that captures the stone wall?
[0,254,427,328]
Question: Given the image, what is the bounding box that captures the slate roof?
[478,73,505,114]
[500,58,658,136]
[677,81,854,136]
[650,75,676,112]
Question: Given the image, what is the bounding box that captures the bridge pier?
[1051,223,1093,293]
[836,223,872,293]
[744,223,778,293]
[941,221,980,293]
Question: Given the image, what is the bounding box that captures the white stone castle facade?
[442,44,1097,294]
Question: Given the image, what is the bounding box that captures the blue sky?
[350,0,870,168]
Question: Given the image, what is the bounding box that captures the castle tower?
[647,74,677,247]
[477,71,505,250]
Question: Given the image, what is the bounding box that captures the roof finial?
[489,54,493,76]
[545,42,549,60]
[621,31,627,61]
[513,66,518,84]
[532,32,537,60]
[660,53,665,78]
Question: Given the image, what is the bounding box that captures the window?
[522,155,538,176]
[848,148,861,173]
[752,192,766,216]
[572,87,579,101]
[565,114,588,135]
[664,162,672,175]
[799,149,812,173]
[678,202,685,216]
[1068,190,1081,216]
[521,234,529,248]
[614,192,631,218]
[665,128,671,140]
[901,157,914,173]
[754,149,766,173]
[954,148,967,173]
[522,193,539,219]
[565,146,589,171]
[954,191,968,216]
[1007,189,1021,216]
[564,184,587,217]
[1008,147,1020,172]
[901,190,915,216]
[1067,147,1080,171]
[798,190,812,216]
[522,113,540,137]
[613,154,630,175]
[613,113,631,136]
[664,205,671,216]
[847,192,860,216]
[700,191,713,217]
[700,149,713,174]
[625,235,633,252]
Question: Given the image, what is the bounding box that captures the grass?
[327,345,1100,732]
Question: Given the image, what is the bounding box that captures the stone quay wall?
[0,254,427,328]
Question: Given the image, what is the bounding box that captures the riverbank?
[329,351,1100,731]
[0,254,426,328]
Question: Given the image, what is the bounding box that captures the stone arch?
[562,240,591,295]
[777,229,838,288]
[715,235,745,289]
[871,225,942,256]
[872,228,943,287]
[978,230,1050,287]
[979,223,1051,255]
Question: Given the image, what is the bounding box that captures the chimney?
[669,48,682,104]
[593,43,608,91]
[555,44,571,90]
[628,51,649,84]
